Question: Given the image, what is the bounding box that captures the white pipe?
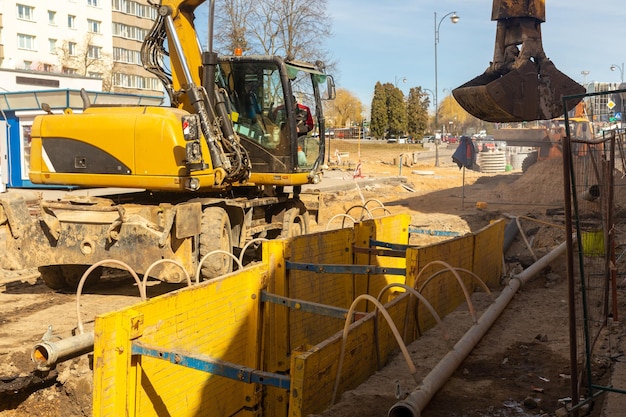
[388,241,567,417]
[31,331,94,371]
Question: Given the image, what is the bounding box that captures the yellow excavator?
[453,0,585,122]
[0,0,335,288]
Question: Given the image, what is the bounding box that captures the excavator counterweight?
[453,0,584,122]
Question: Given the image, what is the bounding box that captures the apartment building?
[0,0,163,98]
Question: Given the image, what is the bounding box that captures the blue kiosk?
[0,89,162,192]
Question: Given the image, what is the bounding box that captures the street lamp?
[394,76,407,88]
[434,11,459,149]
[610,63,624,83]
[580,70,590,87]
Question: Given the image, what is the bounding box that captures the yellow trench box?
[92,213,504,416]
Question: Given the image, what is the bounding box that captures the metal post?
[434,11,459,167]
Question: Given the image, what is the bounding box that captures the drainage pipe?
[31,331,94,371]
[388,240,567,417]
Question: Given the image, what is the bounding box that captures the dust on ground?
[0,146,621,416]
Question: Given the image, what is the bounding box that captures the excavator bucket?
[453,0,585,123]
[453,60,585,122]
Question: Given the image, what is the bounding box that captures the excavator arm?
[453,0,584,122]
[143,0,250,184]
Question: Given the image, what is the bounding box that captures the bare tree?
[214,0,332,65]
[213,0,255,53]
[56,34,112,83]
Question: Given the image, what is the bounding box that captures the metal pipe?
[31,332,94,372]
[388,240,567,417]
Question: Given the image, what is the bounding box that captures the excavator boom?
[453,0,584,122]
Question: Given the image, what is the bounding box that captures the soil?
[0,144,623,417]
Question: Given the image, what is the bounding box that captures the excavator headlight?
[186,141,202,164]
[182,114,200,141]
[185,178,200,191]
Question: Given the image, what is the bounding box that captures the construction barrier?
[92,214,504,417]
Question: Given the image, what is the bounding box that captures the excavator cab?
[216,56,333,178]
[453,0,584,122]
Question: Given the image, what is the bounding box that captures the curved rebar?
[377,283,450,353]
[414,261,477,323]
[325,213,357,230]
[142,259,192,293]
[76,260,146,334]
[238,237,268,265]
[332,294,417,405]
[368,206,392,216]
[363,198,386,210]
[195,250,244,284]
[345,204,374,221]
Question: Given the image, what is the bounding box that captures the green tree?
[406,87,430,137]
[385,83,407,137]
[370,82,388,139]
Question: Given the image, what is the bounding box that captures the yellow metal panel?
[93,265,267,417]
[473,219,505,287]
[287,229,354,349]
[289,319,378,417]
[414,233,475,332]
[353,215,411,311]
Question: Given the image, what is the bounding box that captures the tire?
[199,207,233,280]
[521,152,538,173]
[280,207,310,238]
[39,265,103,291]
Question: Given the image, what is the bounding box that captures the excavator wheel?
[280,207,310,238]
[199,206,233,280]
[453,60,585,123]
[39,265,103,291]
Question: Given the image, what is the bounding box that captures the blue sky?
[326,0,626,111]
[197,1,626,113]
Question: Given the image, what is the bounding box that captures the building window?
[48,10,57,25]
[43,63,54,72]
[17,34,35,51]
[114,73,161,91]
[112,22,148,42]
[113,47,141,65]
[23,61,32,70]
[88,71,102,78]
[17,4,34,21]
[87,19,101,34]
[87,0,100,6]
[88,45,101,59]
[63,67,77,75]
[68,15,76,29]
[68,42,77,56]
[48,38,57,54]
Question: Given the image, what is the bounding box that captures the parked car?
[447,136,459,144]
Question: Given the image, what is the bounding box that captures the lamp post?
[611,64,625,129]
[434,11,459,134]
[610,63,624,83]
[394,76,407,88]
[580,70,590,87]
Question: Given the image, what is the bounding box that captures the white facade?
[0,1,162,97]
[0,1,113,78]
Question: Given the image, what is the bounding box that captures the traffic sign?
[608,100,616,109]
